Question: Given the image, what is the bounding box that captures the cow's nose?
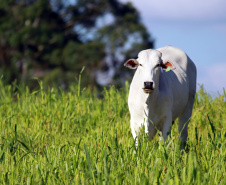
[144,82,154,90]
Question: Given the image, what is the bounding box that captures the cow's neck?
[143,87,159,106]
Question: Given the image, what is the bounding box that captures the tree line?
[0,0,154,89]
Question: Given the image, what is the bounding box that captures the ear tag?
[165,66,171,72]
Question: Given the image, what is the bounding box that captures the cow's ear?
[124,59,139,69]
[161,61,175,71]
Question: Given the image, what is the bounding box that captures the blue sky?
[120,0,226,95]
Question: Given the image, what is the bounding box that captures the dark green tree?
[0,0,154,88]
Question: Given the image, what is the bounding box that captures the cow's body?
[126,46,197,148]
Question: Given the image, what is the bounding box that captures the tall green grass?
[0,80,225,184]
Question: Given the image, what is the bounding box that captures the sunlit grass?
[0,80,225,184]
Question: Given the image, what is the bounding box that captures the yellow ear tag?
[165,66,171,72]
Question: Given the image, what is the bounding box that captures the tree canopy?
[0,0,154,88]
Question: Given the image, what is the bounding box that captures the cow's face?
[124,49,173,94]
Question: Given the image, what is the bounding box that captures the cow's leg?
[162,114,173,140]
[130,117,143,147]
[148,120,157,140]
[178,96,195,149]
[130,113,148,148]
[130,120,138,147]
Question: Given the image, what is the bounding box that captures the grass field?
[0,79,225,184]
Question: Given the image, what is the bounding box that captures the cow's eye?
[139,64,142,66]
[155,64,160,68]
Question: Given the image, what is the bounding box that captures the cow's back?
[157,46,197,94]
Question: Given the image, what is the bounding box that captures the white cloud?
[120,0,226,22]
[198,62,226,95]
[213,23,226,33]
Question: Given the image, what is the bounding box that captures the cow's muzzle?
[143,82,154,93]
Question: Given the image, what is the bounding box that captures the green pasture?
[0,80,225,184]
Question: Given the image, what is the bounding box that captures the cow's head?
[124,49,174,94]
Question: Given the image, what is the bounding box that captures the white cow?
[124,46,196,148]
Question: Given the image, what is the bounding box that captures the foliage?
[0,0,154,88]
[0,80,225,184]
